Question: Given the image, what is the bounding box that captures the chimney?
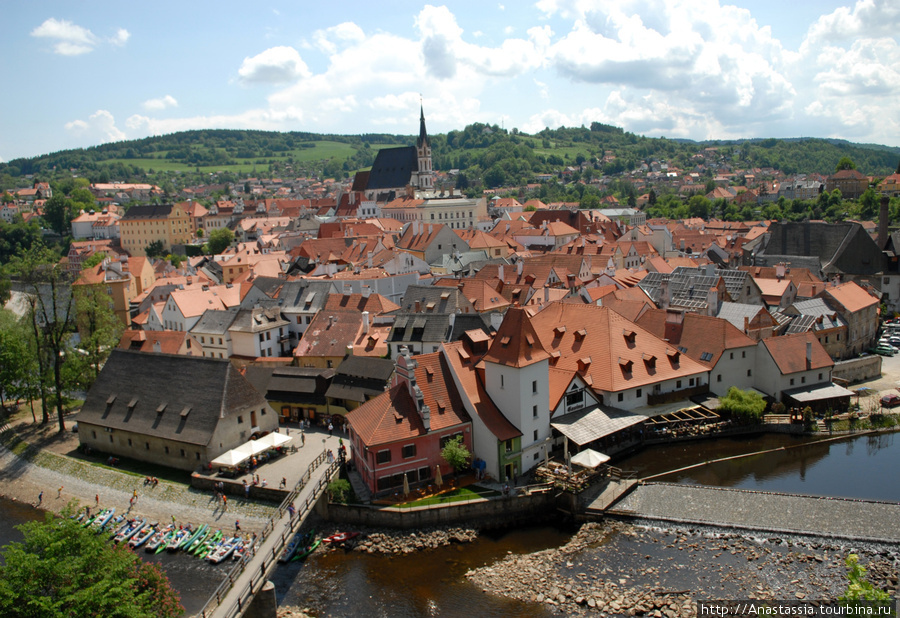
[367,251,373,269]
[498,265,504,281]
[153,340,161,353]
[328,315,334,328]
[415,300,421,313]
[806,341,813,370]
[346,344,353,357]
[428,224,433,235]
[878,196,890,249]
[744,316,750,334]
[659,278,671,310]
[517,260,524,276]
[343,283,352,295]
[362,310,370,334]
[775,263,786,280]
[362,284,371,298]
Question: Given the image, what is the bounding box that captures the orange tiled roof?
[822,281,878,313]
[483,306,550,368]
[761,332,834,374]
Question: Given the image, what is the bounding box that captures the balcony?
[646,384,709,406]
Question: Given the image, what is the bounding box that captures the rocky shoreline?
[316,524,479,555]
[465,521,900,616]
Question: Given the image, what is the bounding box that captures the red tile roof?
[483,306,550,368]
[761,332,834,375]
[822,281,878,313]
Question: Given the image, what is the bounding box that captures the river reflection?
[619,432,900,502]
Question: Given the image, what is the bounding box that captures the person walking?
[222,495,228,511]
[37,491,43,506]
[280,477,286,489]
[95,494,100,507]
[287,503,296,518]
[244,483,250,499]
[57,486,63,498]
[235,520,241,532]
[301,432,306,447]
[328,422,334,436]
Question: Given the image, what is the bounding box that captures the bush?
[718,387,766,424]
[328,479,351,503]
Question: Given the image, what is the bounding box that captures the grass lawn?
[396,484,501,508]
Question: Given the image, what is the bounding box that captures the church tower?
[414,104,434,191]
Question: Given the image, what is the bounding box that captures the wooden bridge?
[198,450,338,618]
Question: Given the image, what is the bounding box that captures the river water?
[2,430,897,616]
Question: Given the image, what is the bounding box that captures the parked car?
[873,345,895,357]
[889,337,900,347]
[881,393,900,408]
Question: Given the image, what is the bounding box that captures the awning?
[782,383,855,403]
[254,432,291,449]
[210,447,251,467]
[551,405,647,446]
[570,448,610,469]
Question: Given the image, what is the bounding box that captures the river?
[1,430,897,616]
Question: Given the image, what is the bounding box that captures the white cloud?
[109,28,130,47]
[238,46,311,84]
[312,22,366,55]
[31,18,98,55]
[65,110,126,143]
[143,95,179,111]
[803,0,900,50]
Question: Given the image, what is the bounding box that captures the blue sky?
[2,1,898,161]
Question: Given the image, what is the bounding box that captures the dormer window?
[578,356,592,371]
[623,329,636,345]
[642,353,656,369]
[554,325,566,337]
[525,333,535,347]
[155,403,165,414]
[574,328,587,340]
[667,347,681,363]
[618,357,633,374]
[500,335,511,346]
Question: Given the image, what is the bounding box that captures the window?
[266,331,271,341]
[747,369,752,377]
[238,416,244,424]
[145,442,150,450]
[402,444,416,459]
[717,374,722,382]
[109,435,113,443]
[676,380,682,389]
[636,389,642,398]
[376,450,391,464]
[201,336,205,344]
[742,351,746,358]
[790,378,795,386]
[127,438,132,446]
[500,375,504,389]
[801,376,806,384]
[689,378,695,386]
[505,439,513,453]
[92,431,97,439]
[533,430,538,441]
[534,453,540,461]
[533,405,538,418]
[219,338,222,345]
[532,380,538,394]
[259,333,264,342]
[617,393,624,402]
[164,446,170,454]
[180,449,185,457]
[818,373,823,380]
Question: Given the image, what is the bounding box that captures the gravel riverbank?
[466,520,900,616]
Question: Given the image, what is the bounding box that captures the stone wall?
[833,355,882,384]
[318,491,557,530]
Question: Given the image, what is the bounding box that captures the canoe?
[144,524,174,553]
[323,532,359,544]
[178,524,209,552]
[114,518,146,544]
[129,523,158,549]
[207,536,241,564]
[109,517,135,540]
[196,530,223,559]
[166,525,193,552]
[293,538,320,561]
[233,537,257,562]
[90,508,115,532]
[278,530,310,563]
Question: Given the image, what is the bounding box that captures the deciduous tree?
[441,435,471,477]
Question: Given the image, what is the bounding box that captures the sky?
[2,0,899,162]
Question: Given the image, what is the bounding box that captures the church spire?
[416,103,429,149]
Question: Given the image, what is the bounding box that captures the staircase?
[347,470,372,503]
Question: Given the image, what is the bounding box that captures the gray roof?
[448,313,493,340]
[550,404,647,446]
[752,222,886,276]
[276,280,333,312]
[716,302,764,331]
[243,365,332,406]
[388,312,452,344]
[119,203,177,220]
[397,285,476,314]
[191,307,240,335]
[787,298,847,332]
[78,349,267,446]
[326,356,394,402]
[366,146,417,191]
[229,307,289,333]
[430,250,490,274]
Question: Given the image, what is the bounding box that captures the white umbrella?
[434,465,443,488]
[210,448,251,467]
[570,448,610,469]
[254,432,291,449]
[402,472,410,496]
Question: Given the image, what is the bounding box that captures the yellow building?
[119,203,192,257]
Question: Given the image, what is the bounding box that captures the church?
[355,105,434,203]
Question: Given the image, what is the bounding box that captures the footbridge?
[198,450,338,618]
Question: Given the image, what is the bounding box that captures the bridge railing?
[197,451,338,618]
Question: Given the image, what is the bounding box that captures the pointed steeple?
[417,103,428,149]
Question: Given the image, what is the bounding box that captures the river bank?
[466,520,899,616]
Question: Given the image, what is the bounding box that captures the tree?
[144,240,166,259]
[836,157,856,172]
[0,508,183,617]
[9,247,77,431]
[718,386,766,424]
[42,195,73,236]
[206,228,234,255]
[71,284,124,389]
[81,252,108,270]
[441,435,471,477]
[0,310,31,410]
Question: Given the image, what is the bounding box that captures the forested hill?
[2,123,899,189]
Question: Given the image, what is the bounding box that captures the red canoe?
[323,532,359,544]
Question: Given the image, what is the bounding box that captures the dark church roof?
[78,349,267,446]
[366,146,417,191]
